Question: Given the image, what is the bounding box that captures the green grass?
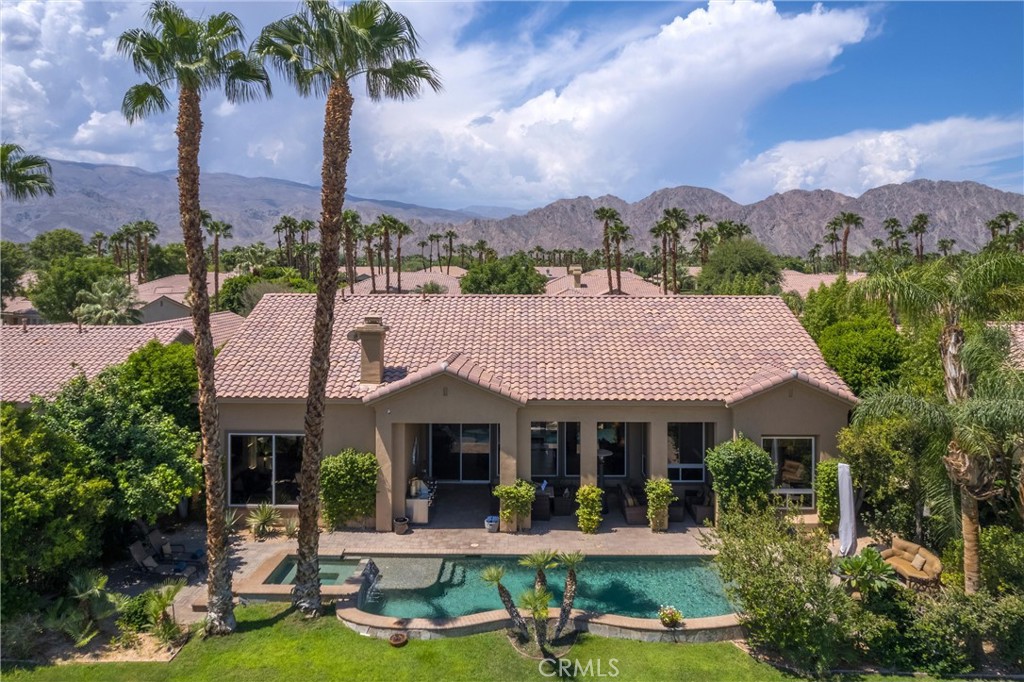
[2,604,925,682]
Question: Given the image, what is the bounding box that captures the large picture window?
[597,422,627,477]
[530,422,581,478]
[229,434,304,506]
[668,422,714,482]
[762,436,815,507]
[429,424,496,482]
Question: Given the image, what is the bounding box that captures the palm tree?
[690,229,714,266]
[937,238,956,257]
[519,550,558,593]
[553,551,584,639]
[859,252,1024,593]
[473,239,489,264]
[1,142,55,201]
[135,220,159,283]
[444,229,458,274]
[119,0,270,635]
[274,215,299,267]
[824,217,842,268]
[428,232,443,270]
[833,211,864,273]
[73,277,142,325]
[650,219,672,294]
[377,214,396,292]
[883,217,905,252]
[417,239,428,269]
[341,210,361,292]
[662,207,689,294]
[608,220,631,294]
[908,213,930,264]
[256,0,438,615]
[519,587,554,654]
[594,207,620,294]
[807,244,822,274]
[237,243,273,277]
[988,211,1020,240]
[481,566,528,635]
[297,219,316,279]
[204,218,233,309]
[361,222,379,292]
[89,231,107,258]
[393,218,412,292]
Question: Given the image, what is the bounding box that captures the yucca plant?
[554,551,584,638]
[247,502,281,540]
[224,508,242,534]
[481,565,528,635]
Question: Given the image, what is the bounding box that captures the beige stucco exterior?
[219,371,852,531]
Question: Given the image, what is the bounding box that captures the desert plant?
[519,550,558,592]
[519,587,554,654]
[836,547,898,601]
[320,449,380,528]
[145,579,186,647]
[224,508,242,534]
[645,477,677,531]
[704,437,775,513]
[493,479,535,531]
[481,565,528,635]
[575,485,603,534]
[247,502,281,540]
[284,518,299,539]
[814,459,840,530]
[553,551,584,639]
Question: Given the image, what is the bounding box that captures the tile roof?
[725,367,857,406]
[362,351,526,405]
[780,270,867,298]
[349,270,462,295]
[996,321,1024,369]
[544,269,664,296]
[142,311,246,348]
[1,296,39,315]
[216,294,855,404]
[1,324,193,404]
[134,272,239,305]
[536,266,569,279]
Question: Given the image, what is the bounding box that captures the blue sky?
[1,1,1021,209]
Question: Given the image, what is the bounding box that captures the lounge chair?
[129,541,197,581]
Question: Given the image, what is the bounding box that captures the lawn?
[4,604,928,682]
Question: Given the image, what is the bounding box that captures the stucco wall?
[138,297,191,323]
[730,380,851,459]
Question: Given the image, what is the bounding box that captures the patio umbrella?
[837,462,857,557]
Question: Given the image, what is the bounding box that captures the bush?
[942,525,1024,596]
[818,315,904,396]
[320,449,380,528]
[814,459,840,530]
[704,437,774,513]
[0,613,44,660]
[117,593,150,632]
[835,547,898,602]
[645,477,677,529]
[700,506,853,675]
[909,589,987,676]
[575,485,603,534]
[247,502,281,540]
[492,479,535,530]
[988,594,1024,668]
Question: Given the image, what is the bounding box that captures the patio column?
[648,417,669,479]
[580,417,598,486]
[374,421,395,532]
[499,413,519,485]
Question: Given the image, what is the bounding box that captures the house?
[141,310,246,348]
[0,296,45,326]
[349,270,463,295]
[215,294,856,529]
[780,270,867,298]
[1,323,193,407]
[134,272,238,323]
[545,268,664,296]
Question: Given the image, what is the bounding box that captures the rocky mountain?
[3,159,1021,255]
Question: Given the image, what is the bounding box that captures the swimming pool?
[357,555,732,620]
[263,556,360,585]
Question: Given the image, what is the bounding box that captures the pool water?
[263,556,360,585]
[359,556,732,620]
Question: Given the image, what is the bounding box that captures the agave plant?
[553,551,584,639]
[481,565,528,635]
[284,518,299,539]
[518,550,559,592]
[836,547,898,601]
[247,502,281,540]
[224,508,242,534]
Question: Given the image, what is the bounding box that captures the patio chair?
[129,541,197,581]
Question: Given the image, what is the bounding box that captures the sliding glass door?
[430,424,495,482]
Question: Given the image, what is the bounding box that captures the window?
[229,434,304,506]
[762,436,815,507]
[668,422,714,482]
[597,422,627,477]
[562,423,581,477]
[429,424,495,482]
[531,422,559,477]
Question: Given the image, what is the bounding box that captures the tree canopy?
[696,239,781,294]
[461,252,547,294]
[29,256,122,322]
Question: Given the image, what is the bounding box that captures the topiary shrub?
[705,436,774,513]
[814,459,840,530]
[645,477,677,531]
[576,485,603,534]
[320,449,380,528]
[492,479,535,531]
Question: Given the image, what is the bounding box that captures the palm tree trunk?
[213,234,220,311]
[396,236,403,292]
[940,325,969,403]
[447,236,453,274]
[615,243,623,294]
[498,583,528,634]
[384,228,391,293]
[961,491,981,594]
[367,242,377,292]
[671,239,679,294]
[661,236,668,295]
[603,229,613,293]
[345,233,356,294]
[293,79,352,616]
[554,568,576,638]
[177,87,233,636]
[840,227,850,273]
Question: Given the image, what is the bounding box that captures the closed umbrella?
[838,462,857,557]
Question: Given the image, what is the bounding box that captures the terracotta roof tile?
[216,294,854,404]
[545,269,663,296]
[134,272,239,305]
[142,311,245,348]
[349,270,463,295]
[1,324,193,404]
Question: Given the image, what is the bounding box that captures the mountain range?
[2,159,1021,255]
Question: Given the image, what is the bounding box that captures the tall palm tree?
[89,231,107,258]
[444,229,458,274]
[73,277,142,325]
[135,220,159,283]
[393,219,412,292]
[807,243,822,274]
[1,142,55,201]
[274,215,299,267]
[204,218,233,309]
[297,219,316,279]
[593,206,620,294]
[341,209,361,292]
[473,239,489,264]
[650,218,672,294]
[662,207,689,294]
[553,550,584,639]
[119,0,270,636]
[361,222,379,292]
[937,238,957,257]
[428,232,443,270]
[417,239,428,269]
[257,1,439,616]
[908,213,930,264]
[833,211,864,273]
[823,229,841,272]
[883,217,905,252]
[608,220,631,294]
[690,229,714,266]
[859,252,1024,593]
[481,566,528,635]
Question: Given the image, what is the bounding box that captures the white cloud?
[723,117,1024,201]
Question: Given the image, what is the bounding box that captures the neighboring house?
[536,266,569,280]
[780,270,867,298]
[0,296,45,326]
[215,294,856,528]
[142,310,246,349]
[350,270,463,295]
[1,324,193,407]
[134,272,238,323]
[545,268,664,296]
[996,321,1024,369]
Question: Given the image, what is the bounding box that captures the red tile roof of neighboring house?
[545,269,664,296]
[142,311,246,348]
[997,321,1024,369]
[216,294,856,404]
[349,270,463,295]
[134,272,239,305]
[1,324,193,404]
[780,270,866,297]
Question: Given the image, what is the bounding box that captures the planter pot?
[393,516,410,535]
[650,507,669,532]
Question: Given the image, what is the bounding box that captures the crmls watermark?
[538,658,620,678]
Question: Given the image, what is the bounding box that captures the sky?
[1,1,1022,210]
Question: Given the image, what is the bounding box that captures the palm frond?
[121,83,170,122]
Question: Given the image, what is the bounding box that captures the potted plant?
[575,485,603,534]
[493,479,535,532]
[657,605,683,629]
[393,516,410,535]
[645,477,677,532]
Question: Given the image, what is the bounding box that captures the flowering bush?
[658,605,683,628]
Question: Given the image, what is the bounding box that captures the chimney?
[347,314,390,384]
[570,265,583,288]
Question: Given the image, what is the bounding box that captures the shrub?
[988,594,1024,668]
[575,485,603,534]
[284,518,299,539]
[117,593,150,632]
[657,605,682,628]
[645,477,677,529]
[909,589,987,676]
[247,502,281,540]
[0,613,44,660]
[942,525,1024,596]
[700,506,854,675]
[320,449,380,528]
[836,547,898,602]
[813,459,840,530]
[492,479,535,530]
[704,437,774,513]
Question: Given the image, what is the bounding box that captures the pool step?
[451,565,466,587]
[438,560,455,586]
